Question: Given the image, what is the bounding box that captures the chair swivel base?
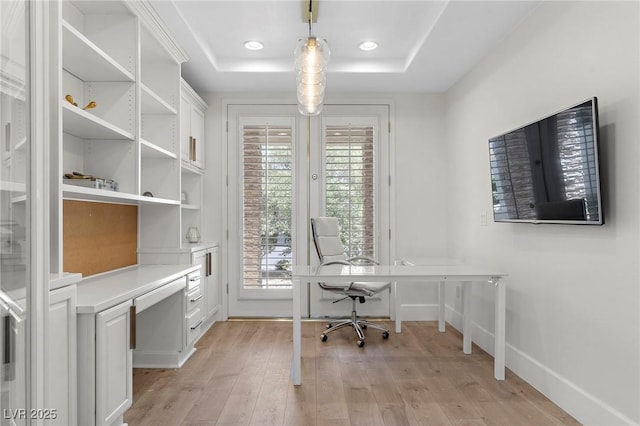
[320,304,390,347]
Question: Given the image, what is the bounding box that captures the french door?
[227,104,390,318]
[308,106,390,318]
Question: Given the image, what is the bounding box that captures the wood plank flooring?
[124,320,581,426]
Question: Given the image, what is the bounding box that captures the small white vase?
[186,226,200,243]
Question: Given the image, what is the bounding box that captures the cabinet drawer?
[135,277,185,314]
[185,308,203,346]
[185,286,203,312]
[186,271,201,292]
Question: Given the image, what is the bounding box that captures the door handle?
[3,315,14,381]
[129,306,136,350]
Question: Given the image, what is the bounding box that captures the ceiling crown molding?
[126,0,189,64]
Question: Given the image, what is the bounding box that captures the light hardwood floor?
[124,320,581,426]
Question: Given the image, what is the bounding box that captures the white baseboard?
[443,306,637,426]
[396,303,440,321]
[132,347,195,369]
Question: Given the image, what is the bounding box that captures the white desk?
[291,264,507,385]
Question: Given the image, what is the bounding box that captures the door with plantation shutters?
[226,104,389,318]
[227,106,307,317]
[308,107,390,318]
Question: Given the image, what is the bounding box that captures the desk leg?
[292,277,302,385]
[462,281,472,354]
[438,281,446,332]
[494,280,506,380]
[394,281,402,333]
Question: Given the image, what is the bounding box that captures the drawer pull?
[190,295,203,303]
[130,306,136,349]
[189,277,200,282]
[190,319,203,330]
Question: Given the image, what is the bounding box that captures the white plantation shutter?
[242,124,293,289]
[324,124,375,258]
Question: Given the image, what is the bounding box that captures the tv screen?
[489,97,603,225]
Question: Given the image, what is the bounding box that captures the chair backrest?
[310,217,347,264]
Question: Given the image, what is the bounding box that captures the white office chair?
[310,217,390,347]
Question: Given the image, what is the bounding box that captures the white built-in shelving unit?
[179,79,207,244]
[51,0,191,276]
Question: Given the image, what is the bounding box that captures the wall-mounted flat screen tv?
[488,97,603,225]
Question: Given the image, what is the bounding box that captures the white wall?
[443,2,639,424]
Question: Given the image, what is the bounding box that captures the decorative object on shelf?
[142,191,154,197]
[65,94,78,107]
[64,171,93,179]
[294,0,330,116]
[63,171,119,191]
[181,191,188,203]
[82,101,97,111]
[186,226,200,243]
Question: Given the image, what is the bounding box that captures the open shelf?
[62,184,179,206]
[141,83,177,115]
[62,21,135,83]
[141,139,177,160]
[0,180,26,196]
[181,203,200,210]
[62,102,134,140]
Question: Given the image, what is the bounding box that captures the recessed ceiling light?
[244,40,264,51]
[359,41,378,51]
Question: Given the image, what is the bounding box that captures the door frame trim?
[221,96,396,318]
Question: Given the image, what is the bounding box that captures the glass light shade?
[294,36,330,116]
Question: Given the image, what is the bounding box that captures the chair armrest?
[347,256,379,265]
[320,260,351,266]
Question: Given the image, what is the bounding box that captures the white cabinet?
[47,285,77,426]
[184,268,204,346]
[180,79,207,171]
[96,301,133,426]
[204,246,219,321]
[78,299,133,426]
[193,246,219,332]
[138,244,220,337]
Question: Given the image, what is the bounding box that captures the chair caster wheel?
[382,331,389,339]
[321,334,328,342]
[357,340,365,347]
[361,324,367,330]
[326,324,332,329]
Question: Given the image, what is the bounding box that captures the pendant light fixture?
[294,0,329,116]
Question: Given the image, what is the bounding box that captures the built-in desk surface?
[75,264,199,314]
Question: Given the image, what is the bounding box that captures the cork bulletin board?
[63,200,138,276]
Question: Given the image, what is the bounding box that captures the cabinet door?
[47,286,77,426]
[191,104,205,170]
[192,249,206,277]
[180,91,191,163]
[96,300,132,426]
[205,247,219,318]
